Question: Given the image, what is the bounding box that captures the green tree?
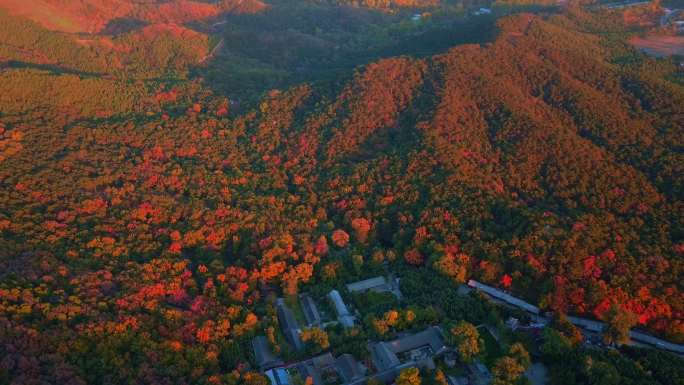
[585,359,621,385]
[540,328,572,359]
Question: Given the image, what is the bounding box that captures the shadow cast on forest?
[190,2,500,107]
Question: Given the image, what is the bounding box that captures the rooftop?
[335,354,366,382]
[277,298,304,350]
[300,294,322,327]
[467,279,540,315]
[280,352,367,385]
[370,342,401,371]
[346,276,388,293]
[253,336,284,371]
[370,326,448,372]
[468,360,492,385]
[385,326,447,355]
[328,290,356,328]
[265,368,290,385]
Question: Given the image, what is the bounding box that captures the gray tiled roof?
[385,326,447,354]
[369,327,447,375]
[252,336,284,371]
[328,290,351,317]
[346,277,387,293]
[277,298,303,350]
[312,353,336,368]
[370,342,401,371]
[300,294,322,326]
[328,290,356,328]
[335,354,366,382]
[467,279,540,315]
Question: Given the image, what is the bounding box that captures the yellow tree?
[433,252,469,284]
[492,342,531,385]
[508,342,531,369]
[449,321,483,363]
[434,369,448,385]
[492,357,525,385]
[602,305,638,346]
[396,367,421,385]
[300,327,330,351]
[384,310,400,327]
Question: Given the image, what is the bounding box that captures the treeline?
[326,0,440,9]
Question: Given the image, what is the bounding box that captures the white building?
[328,290,356,328]
[467,279,540,315]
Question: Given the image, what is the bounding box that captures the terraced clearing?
[630,35,684,57]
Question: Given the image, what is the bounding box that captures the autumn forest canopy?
[0,0,683,384]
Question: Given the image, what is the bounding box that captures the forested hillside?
[0,1,683,384]
[326,0,440,9]
[0,0,267,33]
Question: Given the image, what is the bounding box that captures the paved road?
[466,280,684,355]
[602,1,651,10]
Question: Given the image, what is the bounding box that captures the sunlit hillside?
[0,0,267,33]
[1,1,683,384]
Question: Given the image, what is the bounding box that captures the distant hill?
[0,9,211,78]
[0,0,267,34]
[329,0,441,9]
